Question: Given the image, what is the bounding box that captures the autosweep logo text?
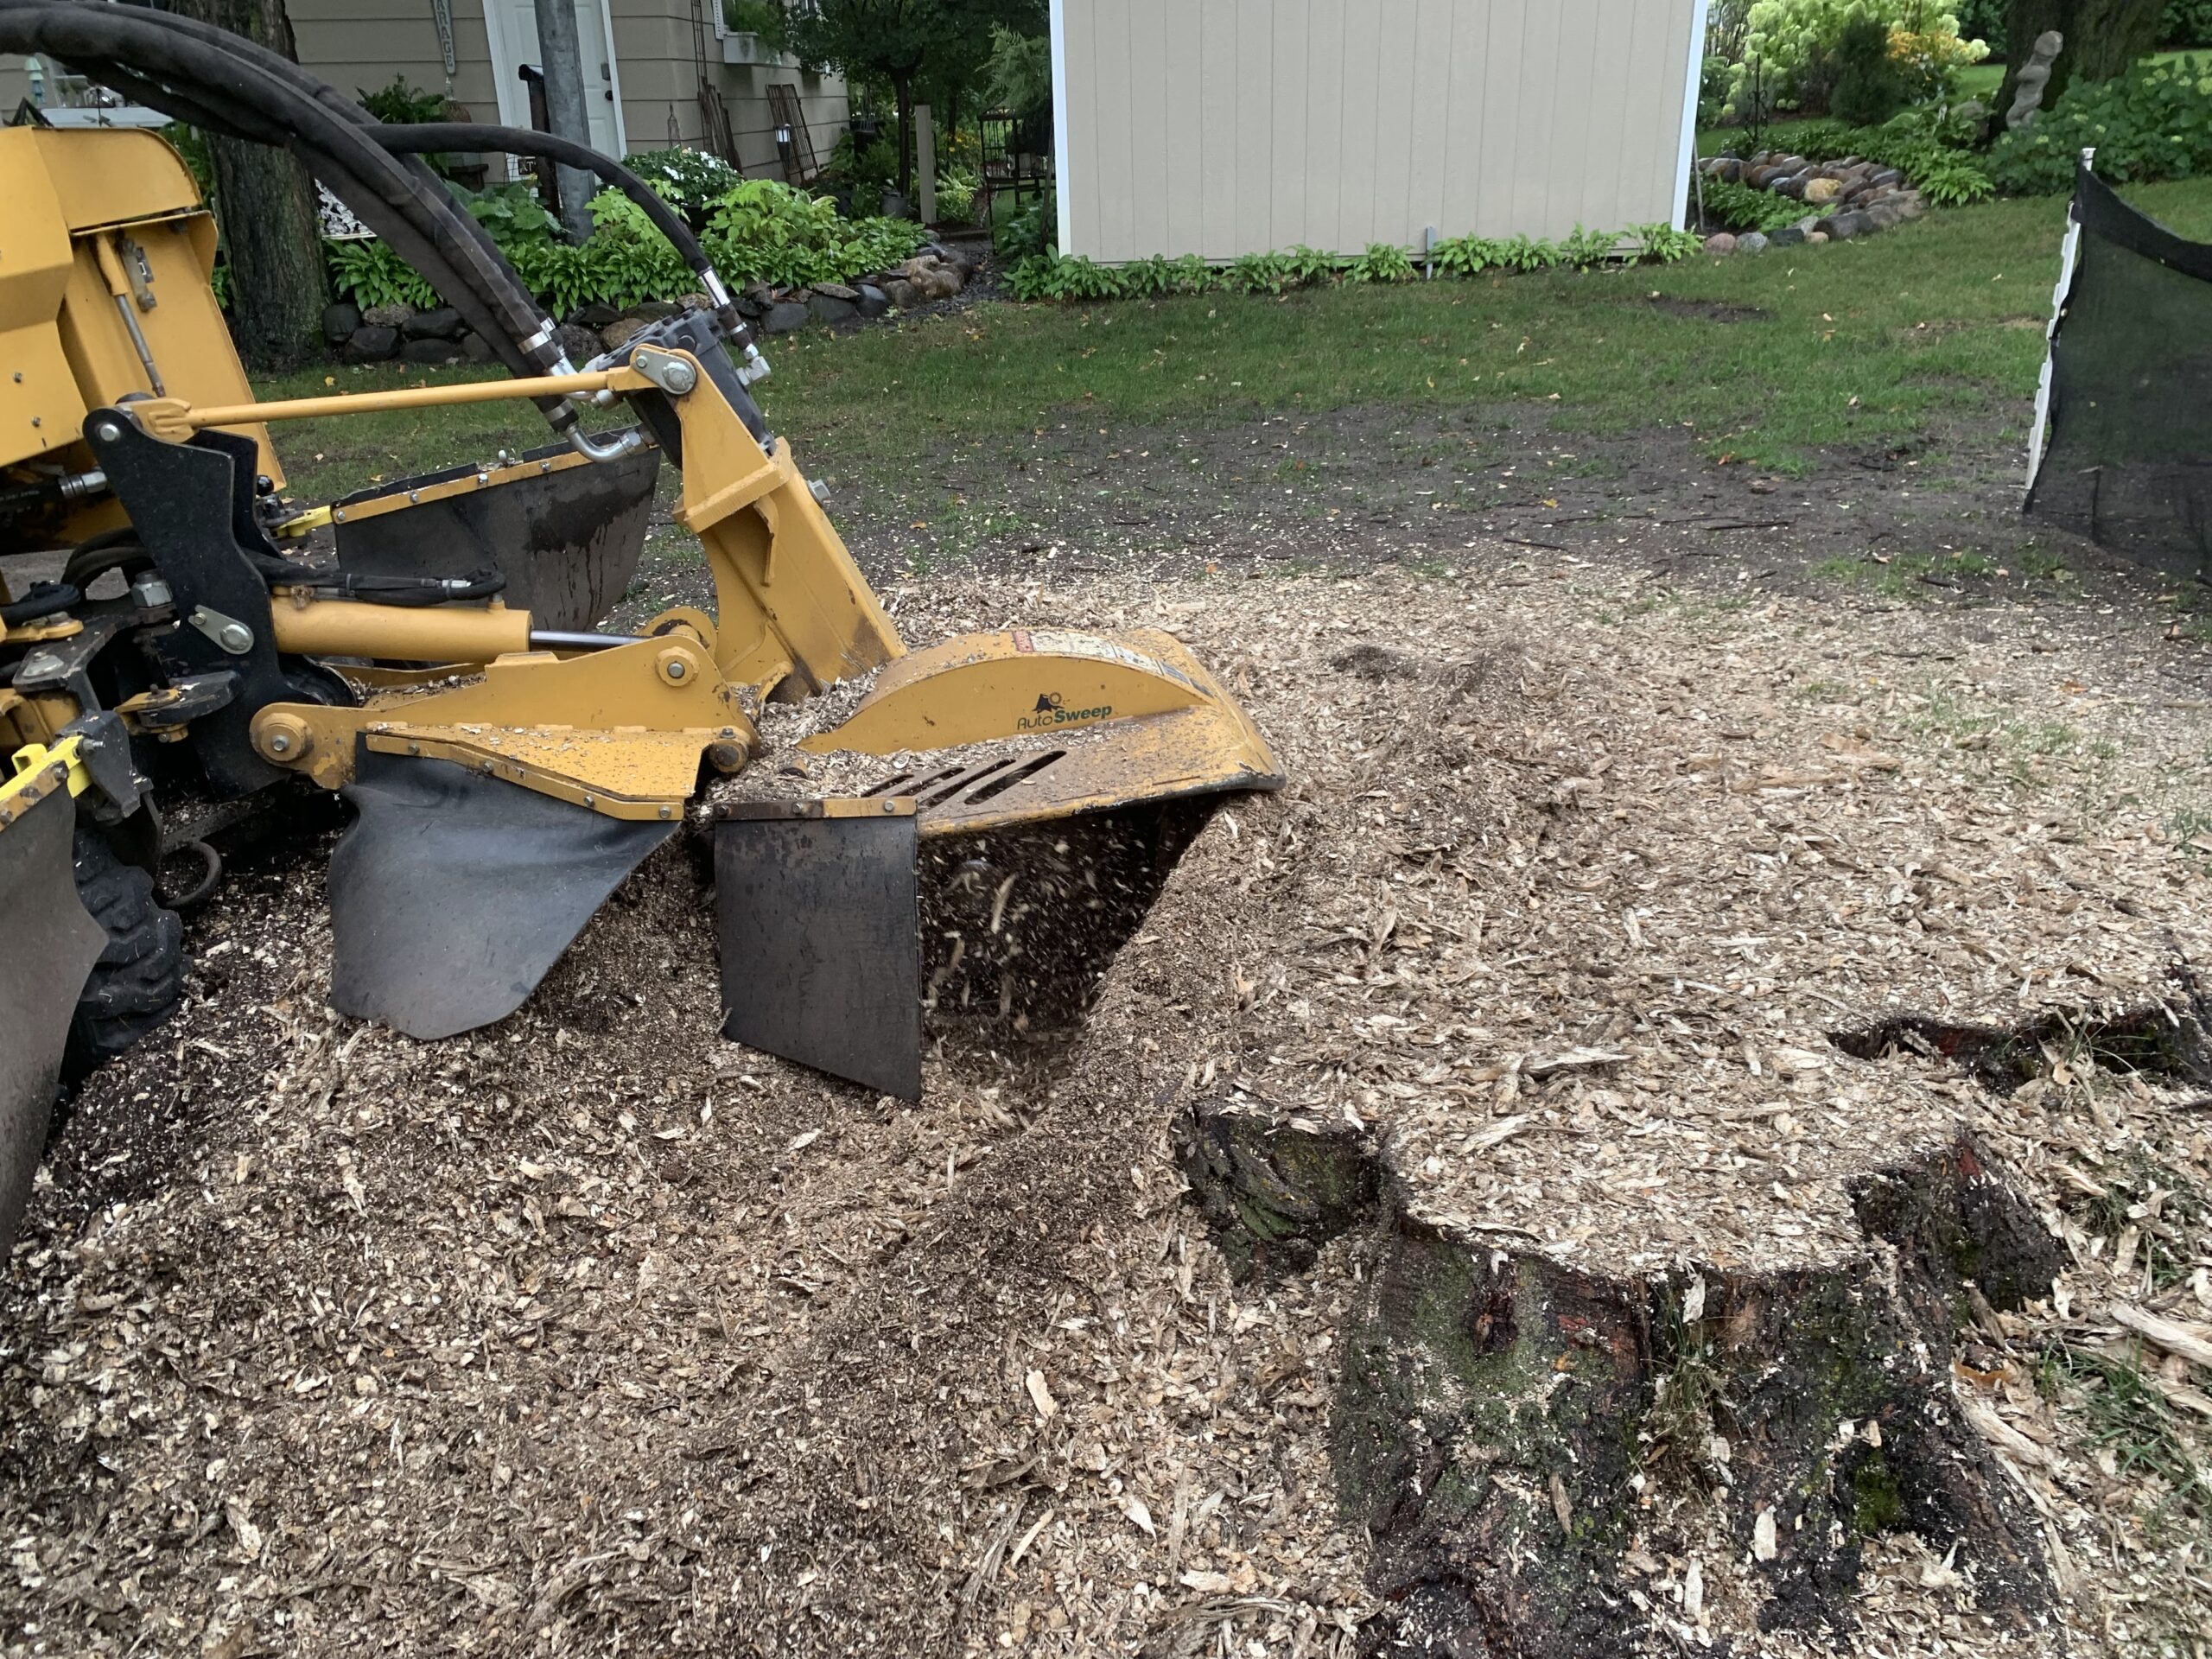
[1017,691,1112,731]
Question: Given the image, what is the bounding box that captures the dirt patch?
[1642,297,1770,323]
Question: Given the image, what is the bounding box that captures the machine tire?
[65,829,185,1076]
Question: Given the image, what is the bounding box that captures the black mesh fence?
[2025,162,2212,578]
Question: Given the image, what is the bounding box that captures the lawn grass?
[256,175,2212,498]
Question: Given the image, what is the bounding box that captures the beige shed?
[1050,0,1710,263]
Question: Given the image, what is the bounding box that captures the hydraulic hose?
[0,1,580,431]
[0,1,753,445]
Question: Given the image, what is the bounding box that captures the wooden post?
[915,102,937,226]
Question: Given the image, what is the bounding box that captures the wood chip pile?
[4,566,2209,1656]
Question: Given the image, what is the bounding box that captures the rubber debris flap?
[0,787,105,1248]
[715,802,921,1100]
[329,750,676,1039]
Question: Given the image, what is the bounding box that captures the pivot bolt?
[655,645,697,686]
[216,620,252,653]
[257,712,313,762]
[706,739,748,773]
[91,419,123,443]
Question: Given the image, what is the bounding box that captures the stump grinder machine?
[0,2,1281,1246]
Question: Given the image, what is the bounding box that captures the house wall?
[1054,0,1705,262]
[0,0,848,181]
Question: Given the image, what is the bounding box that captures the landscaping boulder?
[321,301,362,346]
[631,300,682,322]
[1867,167,1903,189]
[1806,230,1830,244]
[856,283,890,319]
[569,302,621,327]
[1770,225,1807,248]
[554,321,603,365]
[401,336,461,365]
[883,277,919,310]
[600,316,648,352]
[1828,209,1875,240]
[1802,176,1840,206]
[1866,203,1903,231]
[761,301,810,334]
[811,282,860,303]
[401,306,466,341]
[808,289,857,325]
[902,254,963,301]
[1736,231,1770,255]
[1896,191,1927,220]
[927,240,982,278]
[461,331,495,364]
[362,302,414,329]
[343,324,399,363]
[1702,232,1738,256]
[733,293,766,320]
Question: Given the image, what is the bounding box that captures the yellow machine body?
[0,126,279,550]
[130,350,1283,834]
[0,121,1281,1095]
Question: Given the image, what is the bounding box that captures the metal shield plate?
[715,804,920,1100]
[0,786,105,1248]
[329,750,676,1039]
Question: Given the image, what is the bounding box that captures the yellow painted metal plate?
[364,728,709,818]
[803,627,1284,836]
[800,627,1216,755]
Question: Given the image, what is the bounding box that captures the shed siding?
[1058,0,1700,262]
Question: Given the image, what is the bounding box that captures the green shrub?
[1347,241,1416,283]
[995,192,1055,258]
[721,0,790,42]
[358,73,446,125]
[325,175,925,321]
[1725,1,1988,115]
[1634,223,1707,262]
[1228,249,1294,294]
[2164,0,2212,47]
[1698,177,1806,232]
[829,128,899,205]
[327,238,437,310]
[1429,233,1497,275]
[1166,252,1217,293]
[1117,254,1175,297]
[1988,53,2212,194]
[1005,251,1123,301]
[1287,245,1341,285]
[1559,224,1625,264]
[624,147,742,229]
[933,166,979,224]
[1828,16,1907,125]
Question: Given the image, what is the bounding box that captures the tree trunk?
[1996,0,2164,119]
[158,0,326,370]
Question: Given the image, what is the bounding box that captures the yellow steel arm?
[124,366,656,440]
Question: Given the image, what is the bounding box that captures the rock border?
[1697,149,1929,255]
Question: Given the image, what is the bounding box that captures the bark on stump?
[1178,1103,2069,1655]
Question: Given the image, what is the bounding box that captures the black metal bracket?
[81,409,288,795]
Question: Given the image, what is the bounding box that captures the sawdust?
[4,562,2211,1656]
